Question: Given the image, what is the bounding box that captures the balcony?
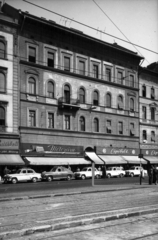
[58,97,80,111]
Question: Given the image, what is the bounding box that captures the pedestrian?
[76,167,80,172]
[3,166,10,176]
[153,165,158,185]
[148,165,153,185]
[98,166,101,171]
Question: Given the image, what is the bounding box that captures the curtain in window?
[151,107,155,120]
[28,77,36,94]
[129,75,134,87]
[64,57,70,71]
[151,87,155,99]
[142,106,146,119]
[130,98,134,111]
[118,95,123,109]
[64,85,70,103]
[47,81,54,98]
[94,118,99,132]
[80,116,85,131]
[0,72,5,92]
[106,93,111,108]
[79,88,85,104]
[93,91,99,106]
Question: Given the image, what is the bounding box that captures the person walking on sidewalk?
[147,163,153,185]
[153,165,158,185]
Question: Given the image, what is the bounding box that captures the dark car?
[41,166,74,181]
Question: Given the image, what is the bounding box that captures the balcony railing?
[58,97,80,110]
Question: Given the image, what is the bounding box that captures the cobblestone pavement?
[0,184,158,239]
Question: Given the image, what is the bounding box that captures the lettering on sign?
[0,139,19,150]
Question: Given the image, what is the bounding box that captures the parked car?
[106,166,125,178]
[74,167,102,180]
[41,166,74,181]
[125,166,148,177]
[3,168,41,184]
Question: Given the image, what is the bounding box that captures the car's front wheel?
[47,176,52,182]
[119,174,124,178]
[107,174,111,178]
[95,174,100,179]
[130,173,134,177]
[81,175,86,180]
[32,177,37,183]
[67,175,72,181]
[12,178,17,184]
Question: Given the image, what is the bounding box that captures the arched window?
[151,87,155,99]
[142,85,146,97]
[94,118,99,132]
[106,93,111,108]
[0,41,5,59]
[79,88,85,104]
[28,77,36,94]
[118,95,123,110]
[80,116,85,131]
[93,90,99,106]
[0,72,5,92]
[0,107,5,126]
[130,98,134,111]
[47,81,54,98]
[64,84,70,103]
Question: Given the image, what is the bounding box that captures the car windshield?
[107,167,112,170]
[129,167,135,170]
[16,169,22,174]
[51,167,58,172]
[82,167,88,171]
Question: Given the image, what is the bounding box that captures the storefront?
[142,149,158,165]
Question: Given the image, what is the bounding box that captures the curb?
[0,205,158,239]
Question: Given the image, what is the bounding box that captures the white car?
[74,167,102,180]
[3,168,41,184]
[125,166,147,177]
[106,166,125,178]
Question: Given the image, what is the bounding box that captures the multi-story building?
[0,2,24,176]
[2,3,144,170]
[139,62,158,165]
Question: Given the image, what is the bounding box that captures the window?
[28,46,36,63]
[129,75,134,87]
[47,52,54,67]
[151,87,155,99]
[29,110,36,127]
[47,81,54,98]
[93,64,98,78]
[142,106,146,120]
[0,107,5,126]
[0,72,5,93]
[106,93,111,108]
[79,61,85,75]
[94,118,99,132]
[106,120,112,134]
[143,130,147,141]
[106,68,111,82]
[28,77,36,94]
[93,91,99,106]
[79,88,85,104]
[130,123,135,136]
[0,41,5,59]
[80,116,85,131]
[64,85,70,103]
[130,98,134,112]
[48,112,54,128]
[118,95,123,110]
[117,71,123,84]
[64,115,70,130]
[151,131,155,142]
[142,85,146,97]
[118,122,123,134]
[64,57,70,71]
[151,107,155,121]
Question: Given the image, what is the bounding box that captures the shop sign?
[0,139,19,150]
[141,149,158,156]
[20,143,84,156]
[96,147,139,155]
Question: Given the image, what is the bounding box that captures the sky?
[4,0,158,67]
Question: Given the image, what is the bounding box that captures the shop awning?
[24,157,90,165]
[98,155,127,164]
[0,155,25,165]
[85,152,104,165]
[143,157,158,164]
[121,156,147,164]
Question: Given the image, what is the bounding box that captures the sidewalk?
[0,183,158,239]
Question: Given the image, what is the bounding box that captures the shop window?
[64,56,70,72]
[28,46,36,63]
[106,93,111,108]
[0,107,5,126]
[0,72,5,93]
[118,95,123,110]
[106,68,111,82]
[80,116,85,131]
[151,87,155,99]
[130,123,135,136]
[106,120,112,134]
[93,90,99,106]
[29,110,36,127]
[47,52,54,67]
[142,130,147,141]
[47,81,54,98]
[129,75,134,87]
[151,131,155,143]
[142,106,146,120]
[151,107,155,121]
[48,112,54,128]
[28,77,36,95]
[64,115,70,130]
[79,88,85,104]
[118,122,123,134]
[79,60,85,75]
[142,85,146,97]
[64,84,70,103]
[130,98,134,112]
[94,118,99,132]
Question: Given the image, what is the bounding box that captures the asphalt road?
[0,176,148,195]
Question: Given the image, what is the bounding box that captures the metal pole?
[140,158,142,185]
[92,162,95,187]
